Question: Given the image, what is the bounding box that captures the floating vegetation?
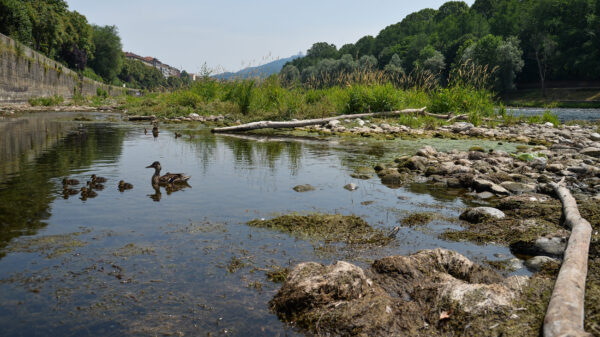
[112,243,155,257]
[247,213,392,245]
[266,266,290,283]
[400,212,436,226]
[5,230,90,258]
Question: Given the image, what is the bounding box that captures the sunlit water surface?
[0,112,523,336]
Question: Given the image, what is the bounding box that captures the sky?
[66,0,475,74]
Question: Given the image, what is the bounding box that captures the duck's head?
[91,174,97,180]
[118,180,125,187]
[146,161,161,170]
[62,178,68,185]
[80,187,88,192]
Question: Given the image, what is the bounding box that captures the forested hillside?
[285,0,600,93]
[0,0,188,90]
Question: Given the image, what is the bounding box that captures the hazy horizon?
[66,0,475,74]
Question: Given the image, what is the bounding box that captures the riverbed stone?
[580,147,600,158]
[500,181,536,194]
[271,249,526,336]
[590,133,600,141]
[416,145,437,158]
[524,256,560,272]
[344,183,358,191]
[293,184,315,192]
[460,207,506,223]
[534,236,567,256]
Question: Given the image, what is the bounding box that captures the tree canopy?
[287,0,600,91]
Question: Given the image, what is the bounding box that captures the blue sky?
[66,0,475,74]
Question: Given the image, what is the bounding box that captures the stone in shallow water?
[460,207,506,223]
[293,184,315,192]
[534,236,567,256]
[524,255,560,272]
[500,181,536,194]
[344,183,358,191]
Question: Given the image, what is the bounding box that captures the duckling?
[145,161,190,185]
[62,178,79,186]
[152,122,159,137]
[80,187,97,199]
[175,132,182,138]
[144,128,148,135]
[118,180,134,191]
[87,180,104,190]
[90,174,107,183]
[63,186,79,195]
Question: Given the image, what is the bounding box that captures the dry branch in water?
[544,178,593,337]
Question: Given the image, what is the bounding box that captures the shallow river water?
[0,112,523,336]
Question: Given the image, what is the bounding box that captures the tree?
[415,45,446,76]
[0,0,33,44]
[384,54,405,80]
[89,25,123,82]
[279,64,300,86]
[306,42,338,59]
[359,55,377,70]
[460,34,523,91]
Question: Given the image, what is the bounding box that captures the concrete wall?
[0,33,134,103]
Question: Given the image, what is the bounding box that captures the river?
[0,112,524,336]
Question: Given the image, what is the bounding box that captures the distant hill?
[213,54,302,80]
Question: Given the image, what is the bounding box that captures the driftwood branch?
[128,115,156,121]
[211,108,429,133]
[544,178,593,337]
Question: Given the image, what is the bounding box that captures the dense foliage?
[287,0,600,92]
[0,0,182,89]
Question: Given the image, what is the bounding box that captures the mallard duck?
[62,178,79,186]
[145,161,190,185]
[63,186,79,195]
[87,180,104,190]
[90,174,107,183]
[80,187,97,199]
[118,180,134,191]
[144,128,148,135]
[152,122,159,137]
[175,132,182,138]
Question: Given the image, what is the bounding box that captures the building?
[124,52,181,78]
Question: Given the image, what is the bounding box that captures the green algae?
[400,212,436,226]
[5,230,89,258]
[247,213,391,246]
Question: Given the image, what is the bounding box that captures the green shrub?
[28,95,64,106]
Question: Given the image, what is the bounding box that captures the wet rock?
[475,191,496,200]
[451,122,474,132]
[524,256,560,272]
[416,145,437,158]
[271,249,526,336]
[534,236,567,256]
[293,184,315,192]
[546,163,564,173]
[580,147,600,158]
[404,156,428,171]
[499,181,536,194]
[473,178,510,195]
[327,120,340,128]
[344,183,358,191]
[460,207,506,223]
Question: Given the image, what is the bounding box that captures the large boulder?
[271,249,527,336]
[460,207,506,223]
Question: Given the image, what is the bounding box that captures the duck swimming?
[87,180,104,190]
[90,174,107,183]
[118,180,134,191]
[80,187,97,199]
[62,178,79,186]
[145,161,190,185]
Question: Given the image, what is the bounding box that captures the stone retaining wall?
[0,33,135,103]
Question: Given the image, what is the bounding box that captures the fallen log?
[128,115,156,121]
[543,178,593,337]
[211,108,428,133]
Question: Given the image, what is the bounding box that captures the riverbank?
[266,121,600,336]
[503,87,600,108]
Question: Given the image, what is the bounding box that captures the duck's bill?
[145,164,153,168]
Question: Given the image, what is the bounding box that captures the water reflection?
[0,115,127,255]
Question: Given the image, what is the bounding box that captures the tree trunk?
[211,108,429,133]
[543,178,593,337]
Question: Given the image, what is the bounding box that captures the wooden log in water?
[211,108,429,133]
[128,115,156,121]
[543,178,593,337]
